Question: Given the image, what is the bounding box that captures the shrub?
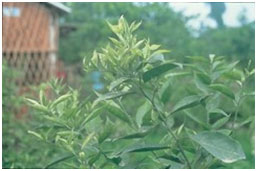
[25,16,254,169]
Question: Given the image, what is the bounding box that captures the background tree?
[59,2,192,64]
[207,2,226,28]
[60,2,254,67]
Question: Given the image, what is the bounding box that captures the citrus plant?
[26,16,254,169]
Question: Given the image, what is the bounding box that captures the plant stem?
[232,102,240,132]
[117,98,138,130]
[232,80,246,133]
[137,83,192,169]
[232,75,249,133]
[161,119,192,169]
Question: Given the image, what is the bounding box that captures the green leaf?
[211,61,239,81]
[142,62,177,82]
[184,111,210,129]
[43,116,64,125]
[43,116,71,129]
[109,77,130,91]
[164,71,190,78]
[136,101,152,127]
[51,93,72,108]
[159,79,172,104]
[238,116,254,128]
[108,156,122,166]
[107,21,121,34]
[105,101,131,124]
[134,39,145,48]
[249,68,255,76]
[39,89,44,105]
[243,92,255,97]
[170,95,201,114]
[28,130,44,140]
[45,155,74,169]
[83,105,106,125]
[109,37,120,45]
[199,94,211,104]
[212,116,230,129]
[149,44,161,50]
[104,153,123,166]
[223,69,243,81]
[217,129,232,136]
[25,98,48,113]
[135,61,146,71]
[130,20,142,32]
[81,133,95,150]
[123,144,170,154]
[57,131,79,136]
[194,74,210,93]
[186,56,209,63]
[98,118,115,144]
[88,153,101,167]
[208,108,228,117]
[218,61,239,72]
[190,131,246,163]
[150,49,171,57]
[162,159,184,169]
[196,72,211,85]
[115,130,151,141]
[209,84,235,99]
[95,91,135,103]
[147,53,164,64]
[206,94,220,111]
[176,124,184,135]
[209,54,216,63]
[158,154,184,164]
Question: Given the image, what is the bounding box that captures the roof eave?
[45,2,71,14]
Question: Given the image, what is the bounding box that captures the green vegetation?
[60,2,254,67]
[2,2,255,169]
[23,17,254,169]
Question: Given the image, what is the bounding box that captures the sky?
[170,2,255,30]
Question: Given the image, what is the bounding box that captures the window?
[3,6,21,17]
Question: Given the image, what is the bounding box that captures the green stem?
[232,77,246,133]
[161,118,192,169]
[232,102,240,132]
[137,83,192,169]
[117,98,138,130]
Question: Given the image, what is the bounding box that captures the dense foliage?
[22,17,255,169]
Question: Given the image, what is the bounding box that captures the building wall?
[2,2,59,52]
[2,2,59,85]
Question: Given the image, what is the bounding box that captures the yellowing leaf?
[28,130,44,140]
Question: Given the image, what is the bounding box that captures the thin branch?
[137,83,192,169]
[117,98,138,130]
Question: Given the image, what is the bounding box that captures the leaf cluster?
[26,17,254,169]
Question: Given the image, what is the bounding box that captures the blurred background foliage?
[3,2,255,169]
[59,2,254,67]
